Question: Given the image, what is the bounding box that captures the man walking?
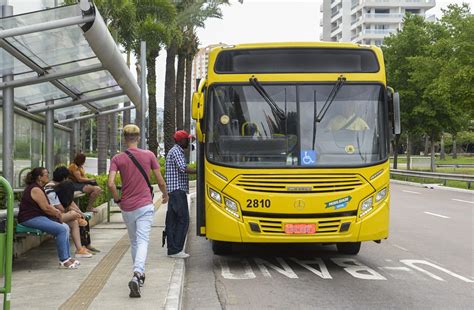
[108,124,168,298]
[165,130,196,258]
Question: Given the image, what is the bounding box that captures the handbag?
[124,150,154,198]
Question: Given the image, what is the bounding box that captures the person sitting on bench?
[69,153,103,213]
[18,167,80,269]
[45,167,95,258]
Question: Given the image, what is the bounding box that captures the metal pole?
[72,120,80,158]
[45,100,54,173]
[89,119,93,153]
[28,90,124,113]
[1,4,14,186]
[0,15,95,39]
[140,41,147,149]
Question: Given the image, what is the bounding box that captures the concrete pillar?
[1,4,14,185]
[45,100,54,173]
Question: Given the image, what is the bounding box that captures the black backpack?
[54,180,75,208]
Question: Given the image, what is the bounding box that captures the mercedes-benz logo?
[294,199,305,210]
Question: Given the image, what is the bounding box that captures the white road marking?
[331,258,386,280]
[255,258,298,279]
[424,211,450,219]
[400,259,474,283]
[452,198,474,204]
[402,190,420,194]
[379,267,412,271]
[393,244,409,251]
[218,258,474,283]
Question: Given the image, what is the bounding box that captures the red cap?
[173,130,193,142]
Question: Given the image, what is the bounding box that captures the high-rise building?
[191,44,227,93]
[320,0,435,46]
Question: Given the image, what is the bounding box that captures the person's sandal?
[59,258,79,269]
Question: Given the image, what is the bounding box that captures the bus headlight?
[209,188,222,204]
[375,187,387,202]
[360,196,373,218]
[224,197,240,218]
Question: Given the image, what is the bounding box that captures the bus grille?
[258,219,342,234]
[235,173,364,193]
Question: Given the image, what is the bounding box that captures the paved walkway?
[1,195,185,309]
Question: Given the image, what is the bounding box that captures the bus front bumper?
[205,199,389,243]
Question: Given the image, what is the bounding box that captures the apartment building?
[191,44,225,93]
[321,0,436,46]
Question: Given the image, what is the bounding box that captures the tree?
[408,4,473,170]
[163,0,229,155]
[134,0,177,155]
[382,14,431,169]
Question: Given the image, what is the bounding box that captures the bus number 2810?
[246,199,271,208]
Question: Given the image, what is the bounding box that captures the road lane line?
[424,211,450,219]
[393,244,408,251]
[402,190,420,194]
[452,198,474,204]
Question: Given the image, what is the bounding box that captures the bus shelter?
[0,0,144,187]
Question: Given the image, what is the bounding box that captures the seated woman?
[18,167,80,269]
[68,153,103,213]
[45,167,95,259]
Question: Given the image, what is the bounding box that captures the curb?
[165,259,185,310]
[164,193,194,310]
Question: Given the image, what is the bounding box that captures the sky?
[155,0,470,108]
[5,0,471,110]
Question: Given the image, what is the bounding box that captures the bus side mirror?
[392,92,401,135]
[192,92,203,120]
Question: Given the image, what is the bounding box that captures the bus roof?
[209,41,380,53]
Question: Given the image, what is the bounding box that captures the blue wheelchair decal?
[301,150,317,166]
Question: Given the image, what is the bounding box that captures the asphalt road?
[183,182,473,309]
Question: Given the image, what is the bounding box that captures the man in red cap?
[164,130,196,258]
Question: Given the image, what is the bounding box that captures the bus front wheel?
[212,241,233,255]
[336,242,361,255]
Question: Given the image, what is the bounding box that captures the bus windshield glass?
[206,83,388,167]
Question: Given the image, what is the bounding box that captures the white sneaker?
[168,251,190,259]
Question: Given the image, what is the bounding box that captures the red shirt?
[109,147,159,212]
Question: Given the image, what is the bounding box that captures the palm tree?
[183,31,199,135]
[135,0,176,155]
[163,0,229,155]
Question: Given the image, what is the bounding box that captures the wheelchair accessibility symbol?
[301,150,317,166]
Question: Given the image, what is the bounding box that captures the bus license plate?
[284,224,316,234]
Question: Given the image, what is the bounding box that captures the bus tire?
[212,241,233,255]
[336,242,361,255]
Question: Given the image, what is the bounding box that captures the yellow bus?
[192,42,400,255]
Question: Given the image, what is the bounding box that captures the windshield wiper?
[315,75,346,122]
[249,77,286,120]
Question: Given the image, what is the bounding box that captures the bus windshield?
[206,83,388,168]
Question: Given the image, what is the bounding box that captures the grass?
[390,155,473,190]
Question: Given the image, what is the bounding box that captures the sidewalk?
[1,194,185,309]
